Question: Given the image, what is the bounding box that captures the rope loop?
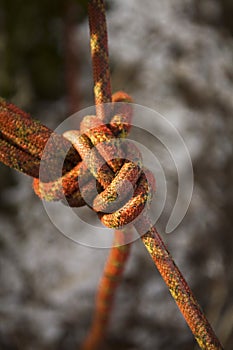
[33,91,156,229]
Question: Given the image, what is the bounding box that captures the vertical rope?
[80,1,131,349]
[88,0,112,121]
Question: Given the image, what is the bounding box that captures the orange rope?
[80,230,132,350]
[0,1,223,349]
[88,0,112,107]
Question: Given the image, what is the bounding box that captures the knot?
[33,92,156,229]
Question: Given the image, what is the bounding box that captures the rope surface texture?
[0,0,223,349]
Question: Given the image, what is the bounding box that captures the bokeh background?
[0,0,233,349]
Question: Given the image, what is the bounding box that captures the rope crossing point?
[0,1,223,349]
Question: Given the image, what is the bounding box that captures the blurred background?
[0,0,233,349]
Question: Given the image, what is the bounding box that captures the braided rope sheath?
[0,1,223,349]
[140,225,223,350]
[0,98,79,180]
[88,0,112,108]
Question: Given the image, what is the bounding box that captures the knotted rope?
[0,1,223,349]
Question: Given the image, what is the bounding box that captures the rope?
[0,98,79,179]
[80,230,132,350]
[88,0,112,107]
[0,1,223,349]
